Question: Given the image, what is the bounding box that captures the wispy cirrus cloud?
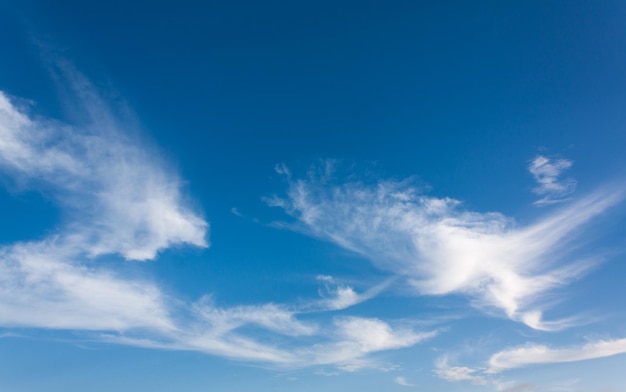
[268,162,624,330]
[107,311,435,370]
[434,355,489,386]
[434,337,626,388]
[434,366,489,385]
[0,66,207,332]
[0,240,174,331]
[192,296,317,337]
[394,376,415,387]
[529,155,577,206]
[0,74,434,371]
[488,337,626,373]
[314,275,391,311]
[303,316,436,370]
[0,88,208,261]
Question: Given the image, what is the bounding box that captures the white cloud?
[434,356,489,385]
[103,313,435,370]
[488,338,626,373]
[314,275,390,311]
[270,162,624,329]
[0,76,207,333]
[434,366,488,385]
[193,296,317,337]
[0,87,208,261]
[433,338,626,387]
[394,376,414,387]
[0,240,173,331]
[294,316,437,370]
[529,155,577,206]
[0,69,436,372]
[333,317,429,352]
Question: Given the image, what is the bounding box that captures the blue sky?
[1,1,626,391]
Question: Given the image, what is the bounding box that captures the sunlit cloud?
[269,161,624,329]
[296,316,437,370]
[3,57,623,384]
[433,337,626,388]
[0,80,435,371]
[0,88,208,261]
[0,239,174,331]
[0,68,207,332]
[105,313,436,370]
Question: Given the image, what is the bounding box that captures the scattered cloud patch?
[193,296,317,337]
[0,77,207,332]
[106,313,436,370]
[434,366,488,385]
[0,240,174,331]
[488,337,626,373]
[498,383,538,392]
[432,337,626,388]
[300,316,436,370]
[434,356,489,385]
[3,58,625,386]
[0,88,208,261]
[0,77,438,371]
[314,275,390,311]
[529,155,577,206]
[270,162,624,329]
[394,376,414,387]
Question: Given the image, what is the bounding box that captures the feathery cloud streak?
[529,155,577,206]
[488,338,626,373]
[269,162,624,329]
[394,376,415,387]
[434,337,626,387]
[0,239,175,331]
[314,275,391,311]
[109,311,435,370]
[0,76,207,331]
[0,87,208,261]
[0,81,433,369]
[434,366,488,385]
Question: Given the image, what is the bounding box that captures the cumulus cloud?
[529,155,577,206]
[488,338,626,373]
[269,162,624,329]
